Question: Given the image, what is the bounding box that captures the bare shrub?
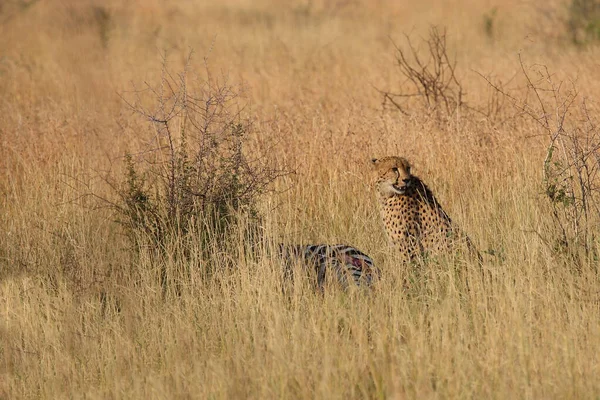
[486,55,600,262]
[112,51,284,266]
[379,27,464,120]
[379,26,509,127]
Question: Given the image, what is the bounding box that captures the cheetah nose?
[402,178,411,184]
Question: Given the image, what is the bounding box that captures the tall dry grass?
[1,0,600,398]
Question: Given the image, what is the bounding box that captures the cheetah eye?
[392,167,398,172]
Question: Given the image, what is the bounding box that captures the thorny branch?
[378,27,464,119]
[112,51,287,251]
[486,54,600,260]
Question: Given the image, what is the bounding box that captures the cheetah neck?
[377,177,452,223]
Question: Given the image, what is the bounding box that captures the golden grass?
[2,0,600,398]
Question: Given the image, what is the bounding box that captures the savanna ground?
[2,0,600,398]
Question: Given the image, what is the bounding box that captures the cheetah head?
[370,156,413,197]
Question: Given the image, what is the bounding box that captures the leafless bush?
[380,27,464,119]
[487,55,600,261]
[113,51,284,258]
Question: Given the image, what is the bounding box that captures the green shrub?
[567,0,600,45]
[115,53,282,272]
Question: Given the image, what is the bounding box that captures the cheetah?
[370,156,481,263]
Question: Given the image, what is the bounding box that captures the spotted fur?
[370,156,480,263]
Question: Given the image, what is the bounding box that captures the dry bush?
[99,52,286,292]
[119,54,281,239]
[485,56,600,263]
[379,26,507,127]
[380,27,464,120]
